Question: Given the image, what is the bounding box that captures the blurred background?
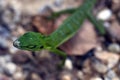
[0,0,120,80]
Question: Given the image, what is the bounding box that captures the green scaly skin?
[13,0,105,66]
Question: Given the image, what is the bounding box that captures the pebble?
[107,70,116,78]
[95,46,103,52]
[4,55,11,62]
[97,9,112,20]
[59,71,73,80]
[1,9,15,24]
[13,72,25,80]
[112,0,120,11]
[5,62,17,75]
[9,46,18,54]
[91,58,108,73]
[0,36,8,48]
[108,43,120,53]
[0,57,6,67]
[0,55,11,67]
[95,51,119,69]
[112,0,119,3]
[105,77,120,80]
[104,70,119,80]
[0,55,12,73]
[38,50,51,59]
[108,21,120,41]
[77,70,84,80]
[61,74,71,80]
[64,58,73,70]
[54,0,63,6]
[0,0,7,8]
[31,73,42,80]
[0,26,10,38]
[112,77,120,80]
[12,51,30,64]
[90,77,103,80]
[0,73,10,80]
[103,22,111,28]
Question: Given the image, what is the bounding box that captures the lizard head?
[13,32,45,51]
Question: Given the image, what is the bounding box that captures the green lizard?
[13,0,105,65]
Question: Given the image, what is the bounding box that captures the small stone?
[31,73,42,80]
[108,43,120,53]
[112,77,120,80]
[59,71,73,80]
[12,51,30,64]
[77,71,84,80]
[97,9,112,20]
[54,0,63,6]
[95,51,119,69]
[0,73,10,80]
[91,58,108,73]
[5,62,17,75]
[64,58,73,70]
[37,50,51,59]
[0,57,6,67]
[0,36,8,48]
[106,21,120,41]
[82,59,92,74]
[4,55,11,62]
[16,27,26,35]
[112,0,120,11]
[103,22,111,28]
[113,0,119,3]
[90,77,103,80]
[1,9,14,24]
[61,74,71,80]
[107,70,116,78]
[9,46,18,54]
[104,70,119,80]
[13,72,25,80]
[95,46,103,52]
